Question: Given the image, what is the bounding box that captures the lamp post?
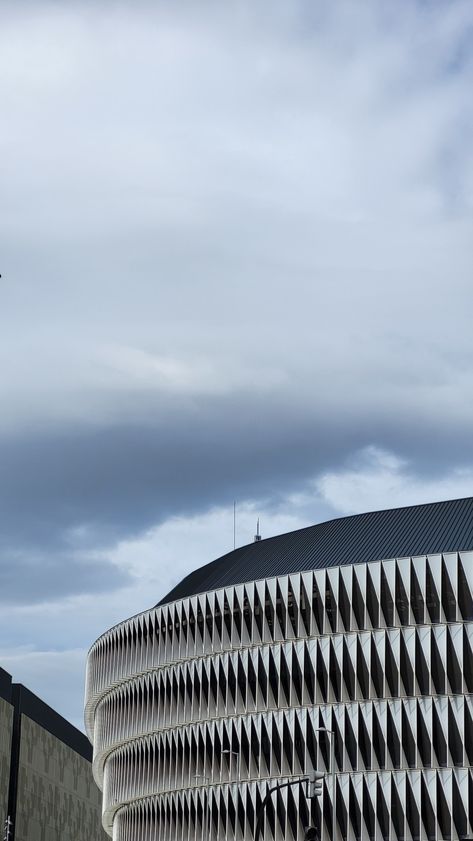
[221,749,241,782]
[315,728,335,841]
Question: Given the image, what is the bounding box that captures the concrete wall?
[14,715,107,841]
[0,696,13,823]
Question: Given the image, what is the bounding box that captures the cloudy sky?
[0,0,472,729]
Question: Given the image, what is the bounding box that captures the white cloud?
[96,344,287,396]
[315,445,473,515]
[0,647,88,731]
[109,500,312,596]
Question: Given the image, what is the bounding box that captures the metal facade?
[86,549,473,840]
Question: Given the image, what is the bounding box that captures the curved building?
[85,497,473,840]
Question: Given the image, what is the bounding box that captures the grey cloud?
[0,396,469,543]
[0,549,130,605]
[0,389,472,606]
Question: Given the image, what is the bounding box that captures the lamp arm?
[254,778,307,841]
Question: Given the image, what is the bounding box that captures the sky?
[0,0,472,730]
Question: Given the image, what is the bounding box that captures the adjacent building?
[85,497,473,840]
[1,668,107,841]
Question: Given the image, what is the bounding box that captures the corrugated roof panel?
[156,497,473,606]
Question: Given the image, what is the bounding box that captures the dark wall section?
[1,671,104,841]
[0,690,14,830]
[0,668,12,703]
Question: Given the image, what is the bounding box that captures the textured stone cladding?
[14,715,107,841]
[0,697,13,821]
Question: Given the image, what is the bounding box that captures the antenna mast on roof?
[233,501,236,550]
[254,518,261,542]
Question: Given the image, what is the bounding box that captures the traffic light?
[4,817,13,841]
[304,826,318,840]
[307,770,324,799]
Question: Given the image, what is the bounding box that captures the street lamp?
[221,749,241,781]
[315,727,336,841]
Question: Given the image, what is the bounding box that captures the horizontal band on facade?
[101,696,473,812]
[109,770,473,841]
[85,552,473,729]
[91,621,473,773]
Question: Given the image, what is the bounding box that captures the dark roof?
[12,684,92,761]
[0,667,12,703]
[157,496,473,606]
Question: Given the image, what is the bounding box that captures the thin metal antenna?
[233,501,236,550]
[254,518,261,542]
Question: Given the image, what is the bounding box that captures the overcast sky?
[0,0,472,729]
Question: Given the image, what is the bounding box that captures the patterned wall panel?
[0,697,13,824]
[85,553,473,840]
[14,715,108,841]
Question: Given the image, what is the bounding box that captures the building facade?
[0,671,13,833]
[85,498,473,840]
[1,669,107,841]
